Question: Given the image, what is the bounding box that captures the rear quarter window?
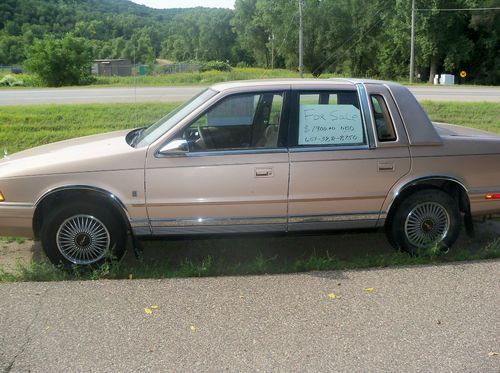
[371,94,397,142]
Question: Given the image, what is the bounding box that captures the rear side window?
[297,91,365,146]
[371,95,397,142]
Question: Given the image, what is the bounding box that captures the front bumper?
[0,203,35,237]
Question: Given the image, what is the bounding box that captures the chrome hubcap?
[56,215,110,265]
[404,202,450,248]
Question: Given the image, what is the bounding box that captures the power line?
[416,7,500,11]
[312,0,393,75]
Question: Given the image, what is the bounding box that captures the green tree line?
[0,0,498,84]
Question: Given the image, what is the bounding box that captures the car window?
[135,89,217,147]
[296,91,365,146]
[371,95,397,142]
[179,92,284,152]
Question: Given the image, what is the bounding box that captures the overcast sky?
[130,0,235,9]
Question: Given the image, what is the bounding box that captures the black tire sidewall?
[391,189,461,254]
[41,202,126,267]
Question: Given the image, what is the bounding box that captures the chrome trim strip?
[152,223,286,235]
[289,145,369,153]
[132,227,152,236]
[130,218,150,229]
[187,148,288,157]
[158,148,288,158]
[288,219,378,231]
[468,187,500,195]
[146,199,287,208]
[396,176,468,195]
[34,185,132,226]
[0,202,33,208]
[356,83,376,149]
[150,216,287,227]
[289,196,386,203]
[289,212,382,224]
[385,176,469,217]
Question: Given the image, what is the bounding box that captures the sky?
[130,0,235,9]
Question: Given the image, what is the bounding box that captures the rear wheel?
[41,202,126,267]
[389,189,461,255]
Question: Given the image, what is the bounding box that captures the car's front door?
[144,91,290,235]
[287,85,411,231]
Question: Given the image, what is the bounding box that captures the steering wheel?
[196,125,215,149]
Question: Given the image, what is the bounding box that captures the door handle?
[378,162,395,172]
[255,167,274,177]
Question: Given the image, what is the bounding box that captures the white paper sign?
[298,104,364,145]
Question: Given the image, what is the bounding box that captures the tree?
[24,33,94,87]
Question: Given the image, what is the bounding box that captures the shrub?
[0,74,24,87]
[199,60,232,72]
[24,34,93,87]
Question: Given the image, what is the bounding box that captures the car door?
[144,90,290,235]
[287,83,411,231]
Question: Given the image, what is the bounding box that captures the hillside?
[0,0,498,85]
[0,0,235,64]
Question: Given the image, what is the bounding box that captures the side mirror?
[157,139,189,156]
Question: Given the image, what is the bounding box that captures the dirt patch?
[1,219,499,269]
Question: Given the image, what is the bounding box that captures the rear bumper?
[0,203,35,238]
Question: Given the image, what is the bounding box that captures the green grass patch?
[0,102,177,153]
[0,236,26,244]
[0,68,342,88]
[1,101,499,154]
[421,101,500,133]
[0,238,498,282]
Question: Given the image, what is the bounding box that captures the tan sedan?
[1,79,499,266]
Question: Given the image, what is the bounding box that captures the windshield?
[135,88,217,147]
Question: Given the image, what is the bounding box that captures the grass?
[1,101,499,154]
[0,238,498,282]
[0,68,341,88]
[420,101,500,133]
[0,102,177,153]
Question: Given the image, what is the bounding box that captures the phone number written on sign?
[298,104,364,145]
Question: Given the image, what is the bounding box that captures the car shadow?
[26,219,499,270]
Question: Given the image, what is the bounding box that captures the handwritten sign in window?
[298,104,364,145]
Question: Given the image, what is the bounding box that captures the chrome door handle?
[378,162,395,172]
[255,167,274,177]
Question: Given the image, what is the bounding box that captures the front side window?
[295,91,366,147]
[179,92,284,152]
[135,89,217,147]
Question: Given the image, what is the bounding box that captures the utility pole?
[269,33,275,69]
[299,0,304,78]
[409,0,416,83]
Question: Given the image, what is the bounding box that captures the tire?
[389,189,461,255]
[40,202,126,267]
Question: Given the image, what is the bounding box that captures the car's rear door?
[143,90,290,235]
[287,83,411,231]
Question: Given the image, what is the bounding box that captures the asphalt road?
[0,260,499,372]
[0,85,499,105]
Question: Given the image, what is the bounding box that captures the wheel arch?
[385,176,471,230]
[33,185,131,240]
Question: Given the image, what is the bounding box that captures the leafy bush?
[199,60,232,72]
[24,34,94,87]
[0,74,24,87]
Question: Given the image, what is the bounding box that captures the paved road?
[1,260,498,372]
[0,85,499,105]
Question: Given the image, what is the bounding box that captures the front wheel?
[41,202,126,267]
[388,189,461,255]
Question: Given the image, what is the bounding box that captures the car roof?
[210,78,402,92]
